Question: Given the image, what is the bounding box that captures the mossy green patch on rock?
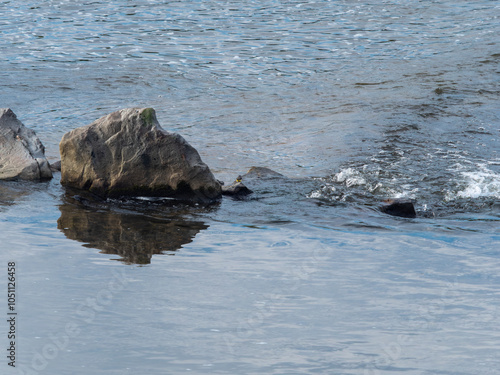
[140,108,156,127]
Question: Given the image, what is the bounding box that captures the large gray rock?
[0,108,53,180]
[59,108,221,203]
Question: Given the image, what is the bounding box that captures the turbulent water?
[1,1,499,374]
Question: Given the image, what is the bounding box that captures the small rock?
[0,108,52,181]
[380,199,417,218]
[50,160,62,172]
[242,166,285,180]
[221,181,253,197]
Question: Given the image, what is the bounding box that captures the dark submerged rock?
[221,166,286,198]
[221,181,253,197]
[50,160,61,172]
[0,108,52,181]
[380,199,417,218]
[242,166,285,180]
[59,107,221,203]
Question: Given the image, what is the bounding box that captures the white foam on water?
[307,166,421,201]
[307,184,336,199]
[447,164,500,200]
[307,167,365,200]
[335,167,367,187]
[391,187,419,200]
[307,191,322,199]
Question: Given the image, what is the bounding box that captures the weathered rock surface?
[59,107,221,203]
[0,108,53,181]
[380,199,417,218]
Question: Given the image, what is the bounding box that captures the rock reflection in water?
[0,182,27,209]
[0,179,53,210]
[58,197,209,264]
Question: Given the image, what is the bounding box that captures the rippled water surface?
[1,1,499,374]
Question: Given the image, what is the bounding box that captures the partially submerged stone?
[0,108,52,181]
[50,160,61,172]
[221,181,253,197]
[380,199,417,218]
[59,108,221,203]
[242,166,285,180]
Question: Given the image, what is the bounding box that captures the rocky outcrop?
[0,108,52,181]
[59,107,221,203]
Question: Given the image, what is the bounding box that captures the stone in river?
[242,166,285,180]
[0,108,53,181]
[59,107,221,203]
[380,199,417,218]
[49,160,61,172]
[221,181,253,197]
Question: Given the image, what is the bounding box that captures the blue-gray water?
[1,1,499,374]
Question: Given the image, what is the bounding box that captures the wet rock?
[221,181,253,197]
[59,108,221,203]
[242,166,285,180]
[50,160,61,172]
[233,166,293,199]
[0,108,53,181]
[380,199,417,218]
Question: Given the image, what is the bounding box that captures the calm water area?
[1,1,499,374]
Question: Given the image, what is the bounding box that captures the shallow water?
[1,0,499,374]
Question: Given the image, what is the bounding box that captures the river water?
[1,1,499,374]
